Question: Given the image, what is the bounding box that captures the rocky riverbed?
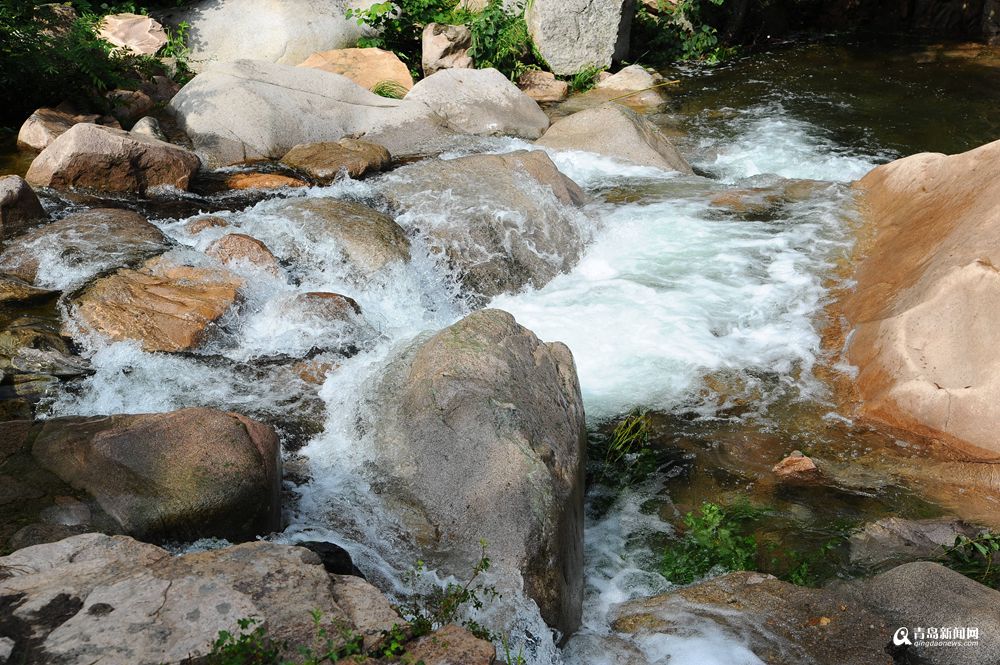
[2,16,1000,665]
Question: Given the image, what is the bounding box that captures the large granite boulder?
[70,255,243,352]
[380,150,587,300]
[298,47,414,92]
[2,408,280,542]
[25,124,200,194]
[536,104,692,172]
[0,208,168,289]
[0,176,48,243]
[159,0,375,72]
[361,309,587,636]
[526,0,633,75]
[168,59,453,166]
[0,535,402,664]
[838,138,1000,459]
[405,68,549,139]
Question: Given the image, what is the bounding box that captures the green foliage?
[0,1,188,127]
[466,0,533,80]
[397,540,502,642]
[632,0,733,64]
[370,79,409,99]
[208,617,283,665]
[941,531,1000,589]
[661,500,763,584]
[566,65,602,93]
[591,410,660,486]
[206,612,366,665]
[780,538,840,587]
[348,0,465,75]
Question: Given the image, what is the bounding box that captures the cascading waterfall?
[41,102,880,664]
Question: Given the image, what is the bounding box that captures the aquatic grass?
[661,500,765,585]
[566,65,603,93]
[370,79,409,99]
[941,531,1000,589]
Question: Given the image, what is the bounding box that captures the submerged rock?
[0,276,56,304]
[0,208,168,287]
[381,150,586,300]
[536,103,692,173]
[25,124,200,193]
[406,68,550,139]
[276,198,411,277]
[223,172,307,190]
[281,139,391,182]
[772,450,820,481]
[612,571,892,665]
[206,232,282,275]
[421,22,474,76]
[298,47,414,92]
[168,59,453,166]
[526,0,632,75]
[848,517,979,569]
[838,138,1000,458]
[363,309,586,636]
[70,255,243,352]
[0,175,48,241]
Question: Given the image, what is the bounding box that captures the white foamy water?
[41,103,876,665]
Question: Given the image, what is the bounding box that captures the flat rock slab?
[71,256,243,352]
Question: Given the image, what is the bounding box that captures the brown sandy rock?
[421,23,473,76]
[518,70,569,103]
[772,450,819,480]
[16,108,100,153]
[98,12,168,55]
[185,215,229,234]
[71,256,243,352]
[840,138,1000,459]
[403,624,496,665]
[281,139,391,182]
[298,47,414,92]
[224,172,307,190]
[206,233,281,275]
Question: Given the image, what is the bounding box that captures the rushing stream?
[22,40,1000,664]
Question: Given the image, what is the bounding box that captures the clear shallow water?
[33,42,1000,665]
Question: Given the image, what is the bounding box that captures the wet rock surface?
[363,309,586,636]
[0,208,168,288]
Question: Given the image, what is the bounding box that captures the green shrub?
[348,0,466,76]
[0,1,191,129]
[661,500,762,584]
[466,0,534,80]
[631,0,733,64]
[941,531,1000,589]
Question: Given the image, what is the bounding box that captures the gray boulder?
[0,535,398,664]
[380,150,587,300]
[0,176,48,242]
[362,309,586,636]
[536,104,692,173]
[159,0,374,73]
[169,59,455,166]
[0,208,168,289]
[406,68,549,139]
[526,0,633,75]
[851,561,1000,665]
[21,408,281,541]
